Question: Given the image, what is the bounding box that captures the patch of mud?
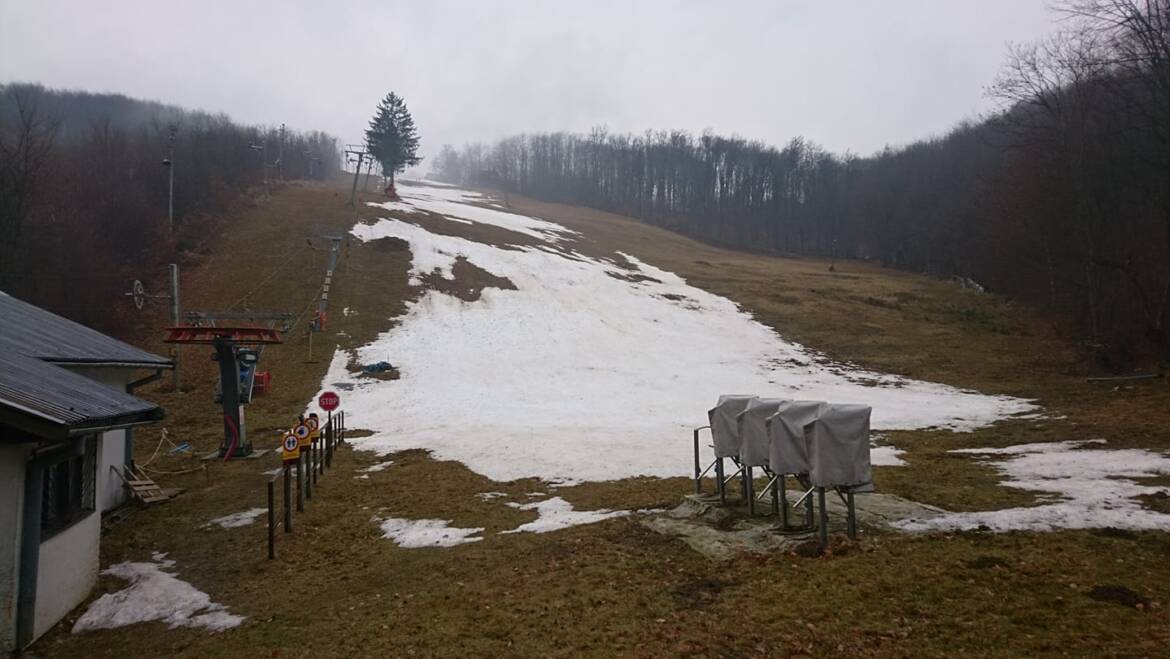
[1137,491,1170,514]
[416,255,517,302]
[606,270,662,284]
[368,236,410,253]
[640,493,945,560]
[671,577,733,610]
[1087,585,1151,609]
[965,555,1010,570]
[1092,527,1140,540]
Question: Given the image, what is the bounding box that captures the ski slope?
[317,182,1036,485]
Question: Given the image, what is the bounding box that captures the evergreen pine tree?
[364,92,420,184]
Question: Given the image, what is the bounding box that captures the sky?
[0,1,1058,166]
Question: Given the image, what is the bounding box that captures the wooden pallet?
[112,466,171,504]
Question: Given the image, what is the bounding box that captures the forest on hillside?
[431,1,1170,369]
[0,83,340,332]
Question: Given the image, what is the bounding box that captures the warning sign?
[293,423,311,450]
[306,414,320,440]
[281,432,300,464]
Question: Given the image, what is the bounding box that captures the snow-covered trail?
[317,182,1035,485]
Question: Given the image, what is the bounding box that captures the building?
[0,292,171,651]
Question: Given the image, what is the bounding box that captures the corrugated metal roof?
[0,291,171,367]
[0,351,163,439]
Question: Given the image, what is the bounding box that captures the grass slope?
[35,180,1170,658]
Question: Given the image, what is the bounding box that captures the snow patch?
[502,497,629,534]
[326,182,1036,484]
[358,460,394,473]
[377,517,484,548]
[871,445,907,467]
[896,440,1170,532]
[369,183,577,243]
[477,491,507,500]
[72,553,244,633]
[207,508,267,529]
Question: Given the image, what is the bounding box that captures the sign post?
[307,414,321,480]
[319,392,341,467]
[282,429,303,518]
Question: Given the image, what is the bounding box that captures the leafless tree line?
[432,1,1169,368]
[0,84,340,331]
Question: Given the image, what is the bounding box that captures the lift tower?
[165,323,283,458]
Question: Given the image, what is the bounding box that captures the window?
[40,435,97,540]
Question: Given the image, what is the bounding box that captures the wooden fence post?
[283,465,293,531]
[267,479,276,559]
[306,448,313,500]
[297,455,305,511]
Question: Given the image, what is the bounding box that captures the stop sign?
[318,391,340,411]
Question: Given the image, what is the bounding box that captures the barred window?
[41,435,97,540]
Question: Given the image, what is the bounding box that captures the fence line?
[266,411,346,559]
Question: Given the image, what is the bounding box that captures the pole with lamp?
[249,143,268,197]
[162,125,177,233]
[277,123,285,181]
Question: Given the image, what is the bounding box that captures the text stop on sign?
[318,391,340,411]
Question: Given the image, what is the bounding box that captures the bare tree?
[0,86,60,277]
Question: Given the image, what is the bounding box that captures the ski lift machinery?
[165,312,293,459]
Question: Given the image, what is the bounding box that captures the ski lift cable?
[223,245,304,312]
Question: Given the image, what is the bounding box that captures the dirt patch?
[1087,585,1151,610]
[367,235,410,253]
[792,540,825,558]
[1136,491,1170,514]
[965,555,1010,570]
[606,270,662,284]
[368,205,544,252]
[416,256,517,302]
[671,577,733,610]
[1092,527,1140,540]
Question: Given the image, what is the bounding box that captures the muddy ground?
[35,178,1170,658]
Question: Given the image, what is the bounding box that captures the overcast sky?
[1,1,1058,165]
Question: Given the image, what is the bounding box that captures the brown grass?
[34,181,1170,658]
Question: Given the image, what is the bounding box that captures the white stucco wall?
[0,444,29,651]
[66,367,135,512]
[33,512,99,641]
[97,430,128,512]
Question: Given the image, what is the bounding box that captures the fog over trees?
[0,84,340,331]
[431,0,1170,368]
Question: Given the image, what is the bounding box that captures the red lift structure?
[165,325,282,459]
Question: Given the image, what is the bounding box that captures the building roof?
[0,292,171,367]
[0,351,163,440]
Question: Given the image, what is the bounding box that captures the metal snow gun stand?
[165,314,289,459]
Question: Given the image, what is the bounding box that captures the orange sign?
[281,432,300,464]
[293,423,311,450]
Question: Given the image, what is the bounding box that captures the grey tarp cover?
[806,403,872,487]
[736,397,788,467]
[707,395,756,459]
[767,400,826,475]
